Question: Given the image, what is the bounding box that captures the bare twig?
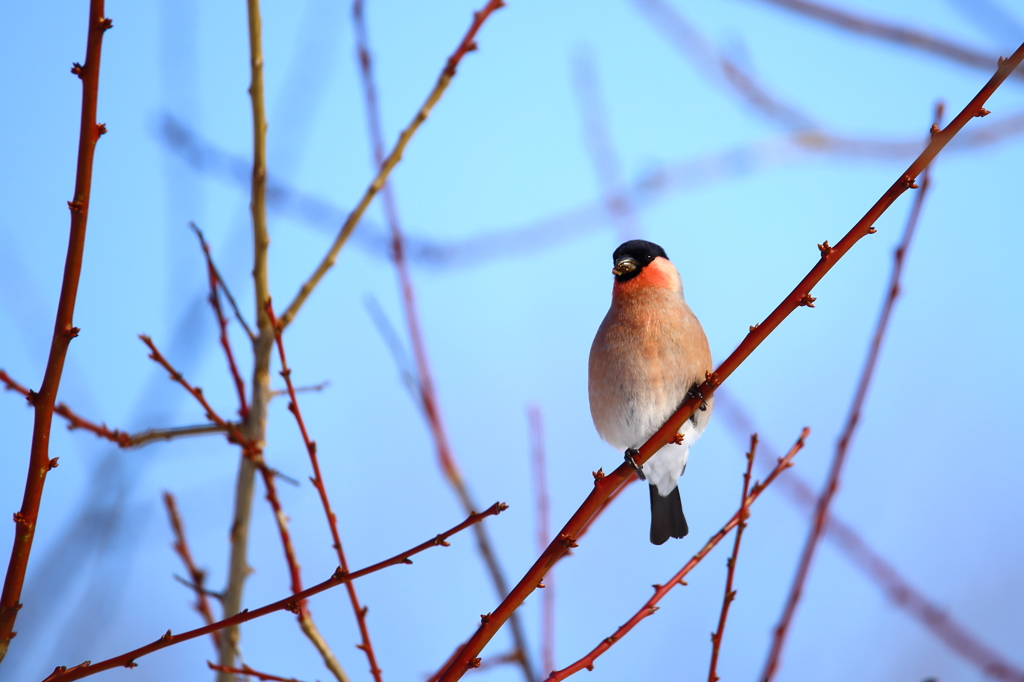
[41,504,506,682]
[163,493,220,649]
[278,0,507,329]
[436,45,1024,681]
[528,407,555,677]
[0,2,111,660]
[207,662,306,682]
[544,430,807,681]
[707,435,757,682]
[266,300,372,682]
[351,3,533,681]
[751,0,1024,82]
[760,104,942,682]
[191,222,251,417]
[190,222,255,342]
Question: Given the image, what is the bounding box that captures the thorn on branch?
[160,630,172,641]
[817,240,832,258]
[25,390,38,406]
[866,226,878,234]
[975,108,991,117]
[64,326,81,339]
[998,56,1005,66]
[902,174,919,189]
[749,323,759,333]
[48,458,59,470]
[97,123,107,136]
[98,16,113,31]
[71,62,83,78]
[798,294,817,308]
[480,612,491,624]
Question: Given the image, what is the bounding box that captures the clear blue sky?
[1,1,1022,681]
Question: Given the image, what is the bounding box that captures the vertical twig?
[707,435,757,682]
[528,407,555,677]
[759,104,943,682]
[163,492,221,649]
[218,0,276,678]
[0,0,111,662]
[350,3,535,681]
[266,301,372,682]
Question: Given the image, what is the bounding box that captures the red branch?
[707,435,757,682]
[436,45,1024,682]
[352,2,534,680]
[162,493,220,648]
[760,104,941,682]
[40,503,506,682]
[207,662,306,682]
[0,369,132,447]
[0,0,111,660]
[191,223,249,419]
[265,300,382,681]
[528,407,555,676]
[139,335,252,451]
[544,430,807,681]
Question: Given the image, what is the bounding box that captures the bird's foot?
[624,448,646,481]
[689,384,708,412]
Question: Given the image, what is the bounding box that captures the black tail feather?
[649,484,688,545]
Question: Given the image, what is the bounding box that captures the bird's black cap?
[612,240,668,282]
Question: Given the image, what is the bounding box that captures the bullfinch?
[588,240,713,545]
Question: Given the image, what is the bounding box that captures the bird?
[588,239,713,545]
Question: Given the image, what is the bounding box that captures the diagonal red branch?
[162,492,220,649]
[191,222,249,419]
[528,407,555,676]
[207,662,307,682]
[544,430,807,681]
[707,435,757,682]
[0,1,111,660]
[265,300,382,681]
[760,103,942,682]
[40,504,506,682]
[436,44,1024,682]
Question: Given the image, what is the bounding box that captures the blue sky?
[1,1,1023,681]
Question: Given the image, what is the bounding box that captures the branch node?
[469,658,482,669]
[798,294,817,308]
[817,240,832,258]
[64,326,81,339]
[67,200,84,214]
[48,457,59,470]
[70,62,83,78]
[559,533,578,549]
[748,323,759,333]
[902,174,919,189]
[975,107,991,117]
[97,123,107,136]
[866,226,878,234]
[98,16,113,31]
[592,468,605,482]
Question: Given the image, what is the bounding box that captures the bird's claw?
[624,448,646,481]
[689,385,708,412]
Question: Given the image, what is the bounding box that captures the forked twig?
[162,493,220,648]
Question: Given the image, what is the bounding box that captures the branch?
[163,493,220,649]
[528,407,555,677]
[266,300,373,682]
[0,1,111,660]
[760,103,942,682]
[190,222,255,342]
[207,663,307,682]
[435,44,1024,682]
[707,435,757,682]
[278,0,506,329]
[350,4,535,682]
[544,430,807,681]
[41,503,505,681]
[751,0,1024,82]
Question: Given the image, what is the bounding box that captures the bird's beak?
[612,257,637,277]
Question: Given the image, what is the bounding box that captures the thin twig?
[760,103,942,682]
[270,380,330,398]
[528,407,555,677]
[543,430,807,681]
[717,396,1024,682]
[207,663,306,682]
[350,3,534,681]
[162,492,220,649]
[436,45,1024,682]
[190,222,255,342]
[41,504,506,682]
[191,222,251,417]
[266,300,373,682]
[707,435,757,682]
[278,0,507,329]
[0,2,111,660]
[751,0,1024,82]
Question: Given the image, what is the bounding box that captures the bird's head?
[611,240,681,293]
